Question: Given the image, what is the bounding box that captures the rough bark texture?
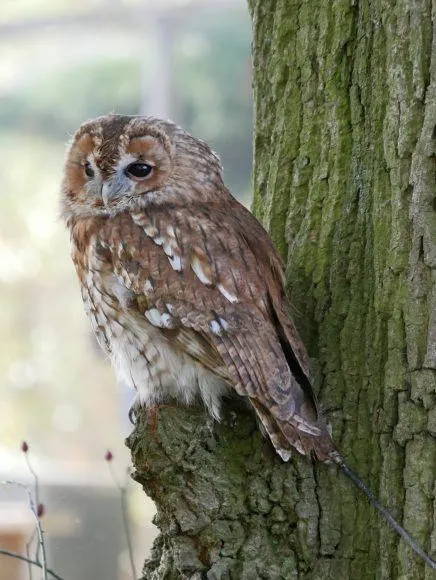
[127,1,436,578]
[249,0,436,578]
[128,404,320,579]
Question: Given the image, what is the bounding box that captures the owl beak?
[101,174,128,207]
[101,183,115,207]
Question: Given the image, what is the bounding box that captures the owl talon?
[128,406,137,425]
[128,398,142,425]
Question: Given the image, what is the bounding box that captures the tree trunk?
[127,1,436,578]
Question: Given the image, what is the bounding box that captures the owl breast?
[78,235,229,419]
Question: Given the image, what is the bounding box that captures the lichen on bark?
[127,1,436,578]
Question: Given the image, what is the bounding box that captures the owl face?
[61,114,224,221]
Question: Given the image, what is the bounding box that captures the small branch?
[105,452,137,579]
[0,549,65,580]
[1,481,48,580]
[23,451,40,508]
[25,538,34,580]
[120,474,137,580]
[26,526,39,580]
[21,440,41,579]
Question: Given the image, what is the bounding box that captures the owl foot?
[128,400,177,427]
[128,407,137,425]
[128,397,142,425]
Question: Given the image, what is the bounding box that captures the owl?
[59,115,436,569]
[60,114,335,462]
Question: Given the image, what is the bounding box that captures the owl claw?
[128,406,137,425]
[128,397,142,425]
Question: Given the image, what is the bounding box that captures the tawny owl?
[60,113,334,462]
[60,114,436,568]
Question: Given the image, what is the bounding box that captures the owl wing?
[101,204,334,460]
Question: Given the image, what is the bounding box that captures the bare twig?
[25,537,34,580]
[23,448,40,508]
[22,440,40,579]
[120,473,137,580]
[0,548,65,580]
[24,452,42,565]
[1,481,48,580]
[105,451,137,579]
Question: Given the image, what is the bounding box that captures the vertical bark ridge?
[249,0,436,577]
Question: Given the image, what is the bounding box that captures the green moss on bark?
[249,0,436,577]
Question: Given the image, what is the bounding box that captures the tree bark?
[127,1,436,578]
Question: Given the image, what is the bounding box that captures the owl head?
[60,114,225,221]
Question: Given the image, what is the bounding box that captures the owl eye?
[84,162,95,178]
[125,162,153,180]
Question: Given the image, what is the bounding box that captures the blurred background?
[0,0,252,578]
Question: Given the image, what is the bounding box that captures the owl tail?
[329,451,436,570]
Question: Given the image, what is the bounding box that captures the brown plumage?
[61,114,335,462]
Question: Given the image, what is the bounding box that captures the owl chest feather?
[75,233,228,418]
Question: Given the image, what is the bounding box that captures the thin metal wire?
[331,453,436,570]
